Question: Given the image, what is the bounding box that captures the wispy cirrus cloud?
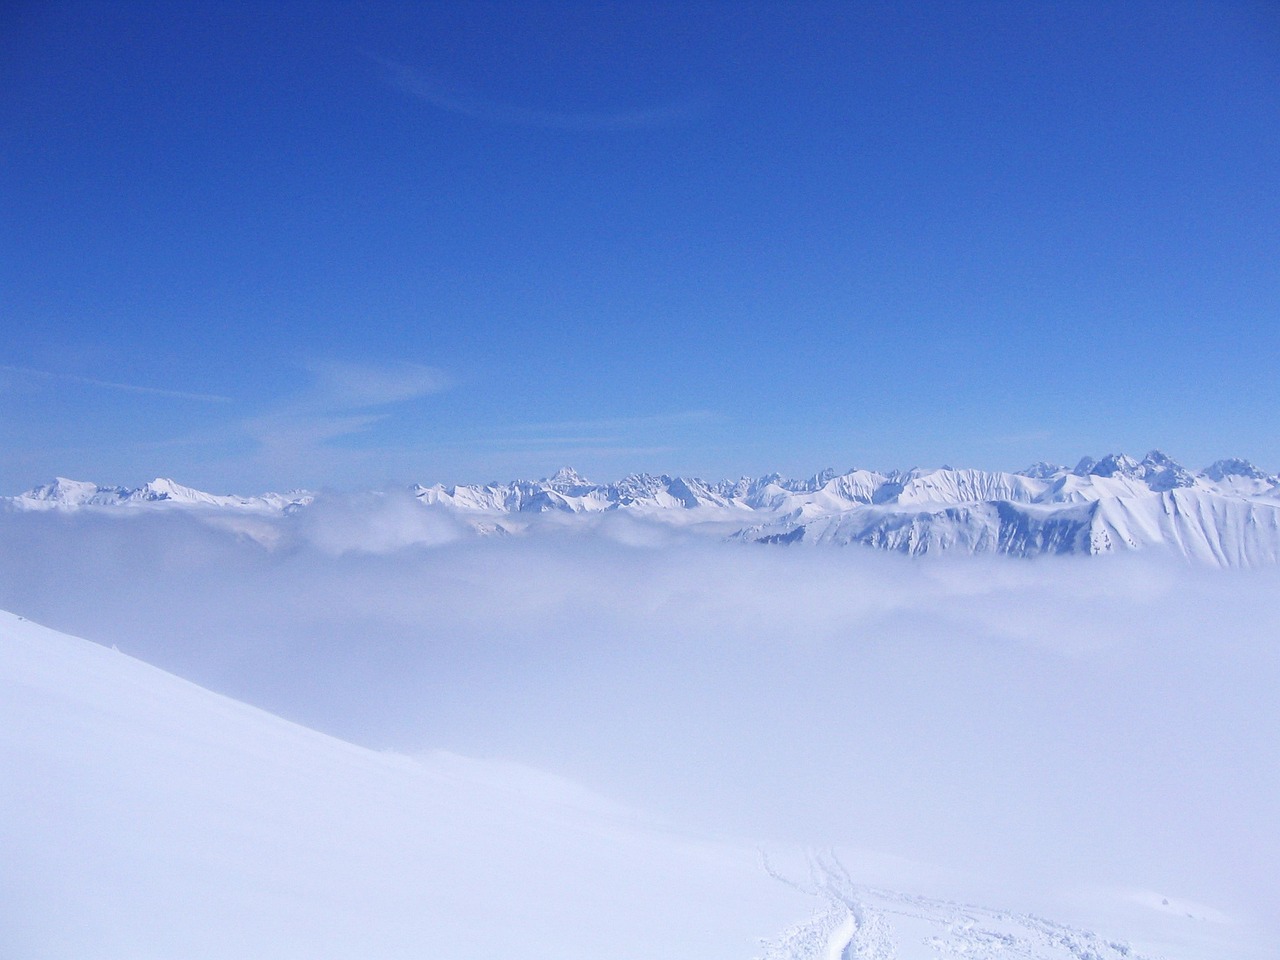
[241,359,453,479]
[244,412,387,449]
[990,430,1052,444]
[300,409,718,484]
[477,410,720,466]
[300,359,451,410]
[0,359,452,491]
[0,363,232,403]
[510,410,721,435]
[368,53,709,132]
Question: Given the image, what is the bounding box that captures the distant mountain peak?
[1063,451,1199,490]
[23,477,104,500]
[806,467,838,489]
[1072,456,1097,476]
[135,477,188,500]
[1017,461,1065,480]
[1088,453,1142,478]
[1203,458,1268,481]
[547,466,589,484]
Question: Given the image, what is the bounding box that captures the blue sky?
[3,1,1278,491]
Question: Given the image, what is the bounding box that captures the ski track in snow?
[759,852,1164,960]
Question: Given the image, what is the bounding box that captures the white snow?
[5,599,1276,959]
[9,451,1280,565]
[0,609,807,959]
[6,476,312,513]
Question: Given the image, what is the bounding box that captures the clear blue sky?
[3,1,1278,491]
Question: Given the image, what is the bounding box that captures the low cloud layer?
[1,503,1276,935]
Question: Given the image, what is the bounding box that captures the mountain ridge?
[7,451,1280,565]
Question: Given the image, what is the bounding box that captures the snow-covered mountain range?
[8,451,1280,565]
[9,475,314,512]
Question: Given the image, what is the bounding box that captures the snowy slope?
[0,608,803,959]
[7,450,1280,564]
[3,608,1269,959]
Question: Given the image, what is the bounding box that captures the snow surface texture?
[8,451,1280,565]
[4,607,1274,959]
[758,852,1160,960]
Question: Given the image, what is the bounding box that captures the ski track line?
[759,851,1169,960]
[825,911,856,960]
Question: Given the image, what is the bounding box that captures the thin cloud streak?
[244,412,387,449]
[369,53,709,132]
[990,430,1053,445]
[244,360,449,453]
[436,410,724,479]
[300,359,451,410]
[500,443,678,462]
[511,410,722,434]
[487,436,616,447]
[233,359,454,484]
[0,364,232,403]
[452,410,723,476]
